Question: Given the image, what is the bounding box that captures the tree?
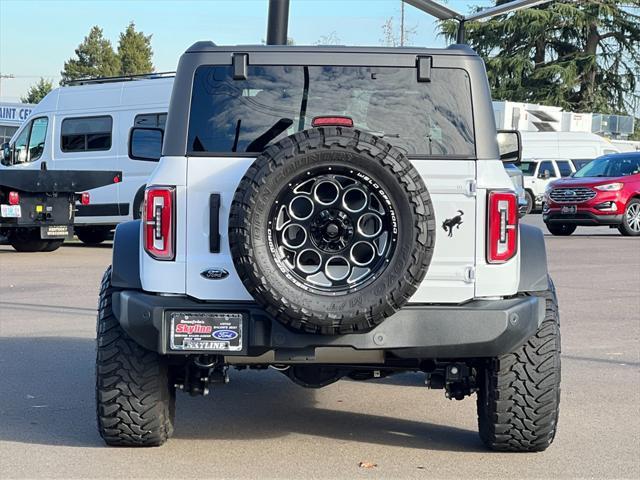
[61,26,120,83]
[440,0,640,116]
[118,22,154,76]
[21,78,53,104]
[316,31,341,46]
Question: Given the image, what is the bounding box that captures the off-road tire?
[618,198,640,236]
[545,222,576,236]
[77,226,112,245]
[96,266,175,446]
[477,280,561,452]
[230,127,435,334]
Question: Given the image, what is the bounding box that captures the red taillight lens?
[487,191,518,264]
[8,191,19,205]
[143,186,175,261]
[311,116,354,128]
[81,192,90,205]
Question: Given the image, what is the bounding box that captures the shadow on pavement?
[0,336,481,452]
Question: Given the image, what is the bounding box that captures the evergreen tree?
[21,78,53,104]
[61,26,120,83]
[441,0,640,115]
[117,22,154,76]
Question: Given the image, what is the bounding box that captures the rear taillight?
[487,191,518,264]
[143,186,175,261]
[81,192,90,205]
[8,191,19,205]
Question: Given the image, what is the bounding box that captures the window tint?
[538,161,556,177]
[188,65,475,157]
[61,116,112,152]
[28,117,48,162]
[134,113,167,129]
[556,160,573,177]
[519,161,537,176]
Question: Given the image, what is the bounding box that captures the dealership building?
[0,101,35,144]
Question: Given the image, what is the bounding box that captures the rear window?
[187,65,475,157]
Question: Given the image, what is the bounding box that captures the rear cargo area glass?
[187,65,475,157]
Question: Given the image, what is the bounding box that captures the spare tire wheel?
[230,127,436,334]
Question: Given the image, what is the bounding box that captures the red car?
[543,152,640,236]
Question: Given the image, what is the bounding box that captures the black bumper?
[543,211,623,226]
[112,291,545,360]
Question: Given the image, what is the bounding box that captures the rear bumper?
[112,290,545,360]
[543,211,623,226]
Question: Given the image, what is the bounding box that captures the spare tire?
[230,127,435,334]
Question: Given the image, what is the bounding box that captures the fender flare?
[111,220,142,290]
[518,223,550,292]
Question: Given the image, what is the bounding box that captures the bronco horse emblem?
[442,210,464,237]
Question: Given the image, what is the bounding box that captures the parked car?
[543,152,640,236]
[96,32,560,453]
[0,75,172,245]
[519,158,578,213]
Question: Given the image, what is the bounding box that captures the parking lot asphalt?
[0,217,638,479]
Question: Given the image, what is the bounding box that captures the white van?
[521,131,620,160]
[1,75,173,244]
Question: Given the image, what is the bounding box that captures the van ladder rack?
[65,71,176,86]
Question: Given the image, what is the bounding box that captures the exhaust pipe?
[266,0,290,45]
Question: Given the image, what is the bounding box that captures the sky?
[0,0,488,102]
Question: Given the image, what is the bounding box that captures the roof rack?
[64,71,176,86]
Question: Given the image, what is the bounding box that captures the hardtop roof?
[184,42,477,57]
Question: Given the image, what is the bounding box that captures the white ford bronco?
[96,0,560,452]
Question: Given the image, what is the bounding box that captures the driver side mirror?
[1,142,10,165]
[129,127,163,161]
[497,130,522,165]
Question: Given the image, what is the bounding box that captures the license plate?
[0,204,21,218]
[561,205,577,215]
[40,225,69,239]
[169,312,243,351]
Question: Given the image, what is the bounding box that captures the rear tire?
[545,222,576,236]
[8,229,48,252]
[77,226,112,245]
[41,239,64,252]
[96,266,175,447]
[618,199,640,236]
[477,281,561,452]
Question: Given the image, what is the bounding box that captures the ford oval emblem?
[213,329,238,340]
[201,268,229,280]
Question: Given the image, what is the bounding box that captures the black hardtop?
[185,41,478,58]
